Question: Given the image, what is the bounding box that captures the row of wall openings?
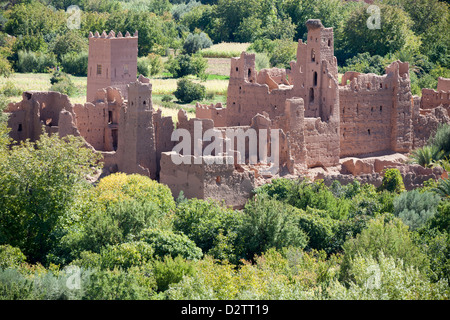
[95,64,127,76]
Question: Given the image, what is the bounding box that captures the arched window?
[313,71,318,86]
[309,88,315,103]
[311,49,316,62]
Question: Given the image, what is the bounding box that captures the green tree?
[238,194,308,260]
[50,31,88,60]
[173,198,242,262]
[338,3,419,62]
[339,216,430,284]
[0,132,102,263]
[139,228,203,260]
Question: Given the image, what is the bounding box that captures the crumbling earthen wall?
[115,78,157,179]
[159,152,255,209]
[195,102,227,127]
[338,61,413,157]
[421,77,450,109]
[6,91,74,142]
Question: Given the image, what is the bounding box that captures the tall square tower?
[86,30,138,102]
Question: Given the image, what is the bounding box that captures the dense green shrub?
[60,51,88,77]
[238,194,308,260]
[0,245,26,270]
[256,179,350,220]
[73,242,155,271]
[49,31,88,60]
[428,200,450,233]
[328,252,448,300]
[339,216,430,284]
[297,208,338,253]
[429,124,450,158]
[1,81,22,97]
[16,50,56,73]
[137,53,163,77]
[165,53,207,78]
[49,70,77,96]
[173,198,243,262]
[83,266,156,300]
[393,190,441,230]
[95,173,176,214]
[378,168,405,193]
[139,228,203,260]
[153,255,197,292]
[0,132,102,263]
[340,52,388,75]
[173,78,206,103]
[183,32,212,54]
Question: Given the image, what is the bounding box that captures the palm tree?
[434,178,450,199]
[409,145,444,168]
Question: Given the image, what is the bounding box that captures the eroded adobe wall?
[116,79,157,178]
[6,91,74,142]
[413,106,450,148]
[389,61,414,153]
[153,109,176,179]
[195,102,227,127]
[159,152,255,209]
[304,117,340,168]
[339,73,394,157]
[73,87,123,152]
[226,52,295,126]
[339,61,413,157]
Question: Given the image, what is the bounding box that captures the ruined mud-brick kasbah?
[5,20,450,208]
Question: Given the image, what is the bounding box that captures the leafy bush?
[165,53,207,78]
[173,198,242,262]
[428,200,450,233]
[0,56,13,78]
[0,245,26,270]
[256,179,350,220]
[183,32,213,54]
[0,266,92,300]
[378,168,405,193]
[95,173,176,214]
[16,50,56,73]
[137,53,163,77]
[297,208,338,253]
[49,31,88,60]
[255,52,270,71]
[339,216,430,284]
[238,194,308,260]
[269,40,297,68]
[49,70,77,96]
[341,52,388,75]
[174,78,206,103]
[0,132,102,262]
[1,81,22,97]
[328,252,448,300]
[73,242,155,271]
[60,51,88,76]
[153,255,196,292]
[139,228,203,260]
[393,190,441,230]
[83,266,156,300]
